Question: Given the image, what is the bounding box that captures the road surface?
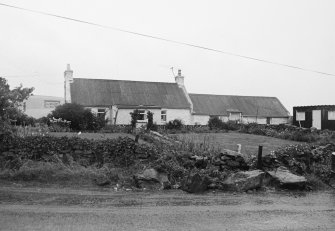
[0,184,334,231]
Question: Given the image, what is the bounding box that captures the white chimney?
[64,64,73,103]
[174,69,193,114]
[175,69,184,86]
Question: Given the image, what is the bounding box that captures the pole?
[257,145,263,170]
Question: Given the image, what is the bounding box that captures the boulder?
[268,166,307,189]
[221,170,265,192]
[134,168,171,190]
[181,173,210,193]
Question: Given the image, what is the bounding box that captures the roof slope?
[70,78,191,109]
[190,94,289,117]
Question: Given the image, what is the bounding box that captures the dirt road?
[0,184,334,231]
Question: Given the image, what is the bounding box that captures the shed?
[293,105,335,130]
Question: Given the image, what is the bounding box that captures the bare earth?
[0,184,334,231]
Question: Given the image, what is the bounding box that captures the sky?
[0,0,334,114]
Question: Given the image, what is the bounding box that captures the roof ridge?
[73,77,177,85]
[189,93,277,98]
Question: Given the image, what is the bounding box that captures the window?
[97,108,105,119]
[296,112,305,121]
[138,110,146,121]
[44,100,60,108]
[328,111,335,120]
[229,112,241,121]
[161,110,167,122]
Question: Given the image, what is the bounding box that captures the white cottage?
[64,65,289,125]
[64,65,193,125]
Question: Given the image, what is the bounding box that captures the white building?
[22,95,64,118]
[64,65,289,125]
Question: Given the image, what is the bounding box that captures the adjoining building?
[22,95,64,118]
[64,64,290,125]
[293,105,335,130]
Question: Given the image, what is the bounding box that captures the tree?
[0,77,34,121]
[0,77,34,141]
[49,103,104,131]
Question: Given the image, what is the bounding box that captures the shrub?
[130,109,141,129]
[208,116,224,130]
[49,103,103,131]
[166,119,183,130]
[224,121,241,131]
[146,111,157,131]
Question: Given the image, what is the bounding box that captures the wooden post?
[331,152,335,173]
[135,134,139,143]
[237,144,241,154]
[257,145,263,170]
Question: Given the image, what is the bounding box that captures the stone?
[181,173,210,193]
[218,151,249,170]
[268,166,307,189]
[221,170,266,192]
[134,168,171,190]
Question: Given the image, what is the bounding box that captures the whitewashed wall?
[114,108,192,125]
[192,115,210,125]
[270,117,288,125]
[165,109,192,125]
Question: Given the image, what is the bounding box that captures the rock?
[134,168,171,190]
[268,166,307,189]
[262,154,281,170]
[217,151,249,170]
[181,173,210,193]
[221,170,265,192]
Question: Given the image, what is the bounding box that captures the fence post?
[257,145,263,170]
[135,134,139,143]
[237,144,241,154]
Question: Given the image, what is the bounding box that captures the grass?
[170,131,303,158]
[49,132,135,140]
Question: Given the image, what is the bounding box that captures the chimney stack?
[64,64,73,103]
[175,69,184,86]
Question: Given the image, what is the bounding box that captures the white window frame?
[137,110,147,121]
[161,110,167,122]
[328,110,335,120]
[296,111,305,121]
[97,108,106,119]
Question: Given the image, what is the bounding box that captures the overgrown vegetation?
[0,129,334,190]
[0,77,34,142]
[49,103,105,131]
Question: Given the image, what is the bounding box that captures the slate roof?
[70,78,191,109]
[190,94,289,117]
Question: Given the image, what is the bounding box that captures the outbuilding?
[293,105,335,130]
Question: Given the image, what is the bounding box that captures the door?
[312,110,321,129]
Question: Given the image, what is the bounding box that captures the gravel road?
[0,184,334,231]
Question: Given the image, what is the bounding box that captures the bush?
[49,103,104,131]
[166,119,183,130]
[146,111,158,131]
[208,116,225,130]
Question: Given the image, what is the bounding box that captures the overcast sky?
[0,0,334,113]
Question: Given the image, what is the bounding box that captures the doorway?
[312,110,321,129]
